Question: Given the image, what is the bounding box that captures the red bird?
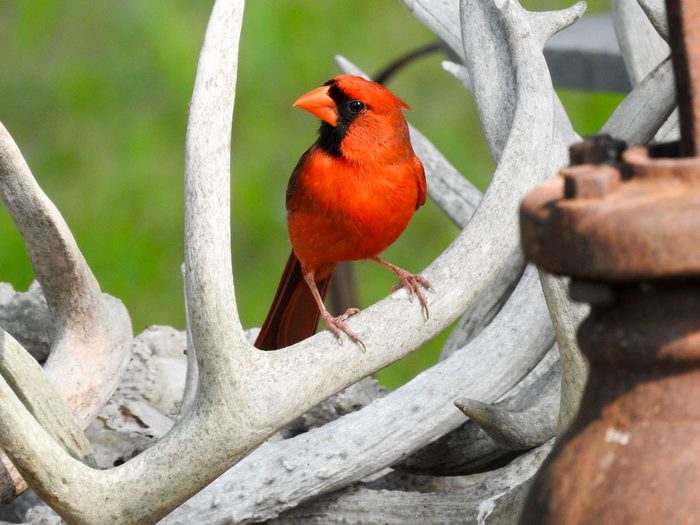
[255,74,431,351]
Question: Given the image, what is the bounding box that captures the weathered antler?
[162,0,584,520]
[164,266,554,523]
[0,121,132,501]
[614,0,678,142]
[0,0,570,522]
[0,0,683,523]
[265,440,556,525]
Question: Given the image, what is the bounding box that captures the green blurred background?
[0,0,619,388]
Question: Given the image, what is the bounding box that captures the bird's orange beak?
[293,85,339,127]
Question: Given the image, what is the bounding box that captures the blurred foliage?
[0,0,620,389]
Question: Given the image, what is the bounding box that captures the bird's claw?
[393,271,433,319]
[321,309,366,352]
[336,307,360,322]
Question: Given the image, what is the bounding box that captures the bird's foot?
[321,308,366,351]
[392,269,434,319]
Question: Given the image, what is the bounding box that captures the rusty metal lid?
[520,142,700,281]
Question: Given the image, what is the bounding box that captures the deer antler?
[0,119,132,502]
[0,0,568,521]
[163,0,586,521]
[0,0,681,523]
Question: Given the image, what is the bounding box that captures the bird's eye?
[348,100,365,113]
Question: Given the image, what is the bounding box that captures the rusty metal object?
[521,143,700,280]
[561,164,620,199]
[518,1,700,522]
[567,279,614,305]
[666,0,700,155]
[519,280,700,524]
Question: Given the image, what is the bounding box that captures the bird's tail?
[255,251,332,350]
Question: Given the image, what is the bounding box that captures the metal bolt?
[569,134,627,166]
[561,164,621,199]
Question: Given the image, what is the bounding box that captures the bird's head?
[293,74,411,159]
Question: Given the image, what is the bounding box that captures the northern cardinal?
[255,74,431,351]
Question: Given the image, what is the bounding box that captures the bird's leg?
[303,270,366,351]
[372,257,433,318]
